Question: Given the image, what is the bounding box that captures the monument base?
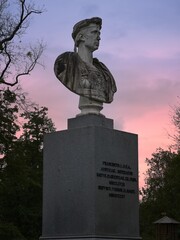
[40,115,141,240]
[40,235,141,240]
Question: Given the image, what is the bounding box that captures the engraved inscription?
[97,161,137,199]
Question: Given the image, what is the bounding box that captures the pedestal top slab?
[68,114,114,129]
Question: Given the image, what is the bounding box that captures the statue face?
[82,23,101,52]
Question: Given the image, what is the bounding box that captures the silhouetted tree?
[171,102,180,151]
[0,88,55,240]
[140,102,180,239]
[140,148,178,239]
[0,89,19,170]
[0,0,44,86]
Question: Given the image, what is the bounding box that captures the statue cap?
[72,17,102,40]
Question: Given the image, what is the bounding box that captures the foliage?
[0,89,19,169]
[140,102,180,239]
[0,0,45,86]
[141,148,177,202]
[171,102,180,151]
[0,88,55,240]
[140,148,180,240]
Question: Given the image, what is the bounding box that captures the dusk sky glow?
[18,0,180,188]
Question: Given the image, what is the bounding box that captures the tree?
[171,102,180,151]
[0,89,19,170]
[140,103,180,239]
[0,0,44,87]
[140,148,180,240]
[0,86,34,169]
[141,148,177,203]
[0,88,56,240]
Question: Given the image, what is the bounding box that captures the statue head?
[72,17,102,52]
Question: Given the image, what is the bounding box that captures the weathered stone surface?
[54,17,117,115]
[68,114,113,129]
[40,117,141,240]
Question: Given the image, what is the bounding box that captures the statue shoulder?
[54,51,85,95]
[93,58,110,71]
[93,58,113,75]
[54,51,78,63]
[54,52,81,77]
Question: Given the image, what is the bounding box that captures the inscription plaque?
[97,161,137,199]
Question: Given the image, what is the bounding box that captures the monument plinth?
[40,115,141,240]
[40,17,141,240]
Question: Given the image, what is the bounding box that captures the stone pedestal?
[40,115,141,240]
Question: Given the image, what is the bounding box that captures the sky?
[18,0,180,188]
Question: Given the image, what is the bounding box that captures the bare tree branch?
[1,41,45,87]
[0,0,45,87]
[0,0,42,46]
[0,43,11,83]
